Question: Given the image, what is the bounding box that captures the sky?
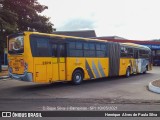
[38,0,160,40]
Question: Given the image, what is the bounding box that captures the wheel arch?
[72,67,85,77]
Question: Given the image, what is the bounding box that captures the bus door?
[51,43,66,81]
[34,37,52,83]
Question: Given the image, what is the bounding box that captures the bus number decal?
[42,61,51,65]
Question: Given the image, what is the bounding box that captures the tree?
[2,0,54,33]
[0,0,54,61]
[0,8,17,32]
[0,3,18,55]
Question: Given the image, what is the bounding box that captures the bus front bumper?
[9,72,33,82]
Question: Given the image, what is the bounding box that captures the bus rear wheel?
[126,67,130,77]
[143,66,148,74]
[72,70,84,85]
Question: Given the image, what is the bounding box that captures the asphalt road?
[0,67,160,119]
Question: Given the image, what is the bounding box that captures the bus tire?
[126,67,130,77]
[72,69,84,85]
[143,66,148,74]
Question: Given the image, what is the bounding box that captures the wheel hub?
[76,75,80,80]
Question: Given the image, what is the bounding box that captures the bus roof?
[8,32,151,50]
[121,42,151,50]
[25,31,108,43]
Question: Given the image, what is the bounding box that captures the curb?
[148,80,160,94]
[0,76,9,79]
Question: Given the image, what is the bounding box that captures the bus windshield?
[8,35,24,54]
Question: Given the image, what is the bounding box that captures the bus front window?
[8,36,24,54]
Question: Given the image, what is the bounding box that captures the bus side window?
[84,43,89,57]
[84,43,89,50]
[76,42,82,49]
[89,43,96,57]
[68,41,83,57]
[84,42,96,57]
[59,45,65,57]
[36,38,51,57]
[127,48,133,58]
[134,49,138,59]
[96,44,106,57]
[69,42,76,49]
[52,44,57,57]
[139,50,147,58]
[120,46,128,57]
[96,44,101,50]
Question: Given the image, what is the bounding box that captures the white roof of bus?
[27,31,108,43]
[120,43,150,50]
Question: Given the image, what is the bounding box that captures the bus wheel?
[126,67,130,77]
[72,70,83,85]
[143,66,147,74]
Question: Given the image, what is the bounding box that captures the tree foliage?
[0,0,54,57]
[1,0,54,32]
[0,8,18,32]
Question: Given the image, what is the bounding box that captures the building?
[53,30,96,38]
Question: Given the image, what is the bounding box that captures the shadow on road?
[6,72,153,92]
